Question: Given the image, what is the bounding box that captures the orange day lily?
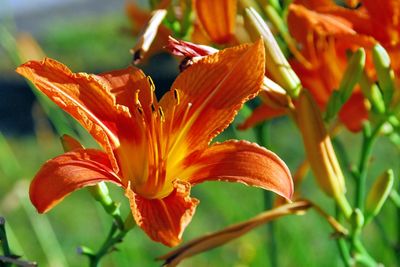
[286,0,400,131]
[16,40,293,247]
[286,1,376,132]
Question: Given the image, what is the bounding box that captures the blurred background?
[0,0,399,266]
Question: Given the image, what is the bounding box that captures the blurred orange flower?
[193,0,237,44]
[287,0,400,131]
[16,40,293,247]
[286,2,378,132]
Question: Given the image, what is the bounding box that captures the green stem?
[355,122,383,212]
[84,216,135,267]
[255,123,278,267]
[88,224,118,267]
[352,240,379,266]
[349,122,385,265]
[335,206,351,267]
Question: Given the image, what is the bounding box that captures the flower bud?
[296,91,346,199]
[325,48,365,122]
[131,9,167,64]
[365,169,394,224]
[260,77,290,109]
[359,71,385,114]
[372,44,395,106]
[244,7,301,98]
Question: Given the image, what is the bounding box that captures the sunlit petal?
[30,149,122,213]
[188,140,293,200]
[160,40,265,152]
[194,0,237,44]
[126,180,199,247]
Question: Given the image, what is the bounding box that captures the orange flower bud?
[260,77,291,109]
[296,91,346,199]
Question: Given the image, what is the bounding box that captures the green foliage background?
[0,5,399,267]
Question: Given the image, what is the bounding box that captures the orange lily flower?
[286,2,376,132]
[287,0,400,130]
[16,41,293,247]
[193,0,237,44]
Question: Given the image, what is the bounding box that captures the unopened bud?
[260,77,290,109]
[296,91,346,200]
[351,208,364,236]
[372,44,395,106]
[325,49,365,122]
[131,9,167,64]
[365,169,394,224]
[244,7,301,98]
[359,71,385,114]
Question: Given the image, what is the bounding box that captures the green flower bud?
[325,49,365,122]
[372,44,395,106]
[359,71,385,114]
[244,7,301,98]
[365,169,394,224]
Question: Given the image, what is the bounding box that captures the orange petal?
[160,40,265,152]
[30,149,122,213]
[338,91,368,132]
[60,134,84,151]
[16,60,147,171]
[292,0,335,9]
[126,180,199,247]
[362,0,400,45]
[16,59,122,148]
[238,104,286,130]
[188,140,293,200]
[194,0,237,44]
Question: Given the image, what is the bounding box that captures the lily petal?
[16,59,127,146]
[160,40,265,152]
[238,104,285,130]
[338,91,368,132]
[16,60,148,171]
[126,180,199,247]
[188,140,293,200]
[30,149,122,213]
[194,0,237,44]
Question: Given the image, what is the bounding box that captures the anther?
[158,107,165,121]
[137,106,144,116]
[134,90,141,105]
[151,103,156,113]
[173,89,180,105]
[147,76,155,91]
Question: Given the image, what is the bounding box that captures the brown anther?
[151,103,157,113]
[173,89,180,105]
[137,106,144,116]
[158,107,165,121]
[147,76,155,91]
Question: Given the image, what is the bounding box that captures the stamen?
[134,90,141,105]
[137,106,144,116]
[151,103,156,113]
[173,89,180,105]
[158,106,165,122]
[166,103,192,157]
[147,76,156,91]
